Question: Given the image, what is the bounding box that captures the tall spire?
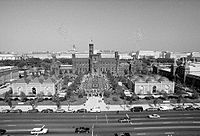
[174,57,177,67]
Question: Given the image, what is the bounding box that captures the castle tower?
[72,54,76,74]
[171,58,178,81]
[184,60,190,84]
[89,40,94,73]
[115,51,119,74]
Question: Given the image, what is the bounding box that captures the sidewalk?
[1,99,200,112]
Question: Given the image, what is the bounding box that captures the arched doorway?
[152,86,157,94]
[32,87,36,95]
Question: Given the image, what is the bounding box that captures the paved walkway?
[0,96,200,112]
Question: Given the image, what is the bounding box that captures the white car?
[148,114,160,119]
[31,125,48,135]
[90,107,101,113]
[159,106,171,111]
[55,109,65,113]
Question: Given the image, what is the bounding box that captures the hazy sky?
[0,0,200,53]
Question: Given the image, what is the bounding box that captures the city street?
[1,110,200,136]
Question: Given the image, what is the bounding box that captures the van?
[130,106,143,112]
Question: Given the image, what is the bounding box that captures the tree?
[192,90,199,99]
[52,94,61,109]
[20,91,27,102]
[36,92,44,102]
[177,95,184,105]
[29,99,37,110]
[153,98,159,107]
[8,87,13,95]
[4,91,12,108]
[104,90,111,98]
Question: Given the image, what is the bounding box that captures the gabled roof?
[15,78,29,84]
[29,77,42,84]
[43,77,54,83]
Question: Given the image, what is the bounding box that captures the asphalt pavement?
[1,110,200,136]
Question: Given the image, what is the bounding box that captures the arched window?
[32,87,36,95]
[165,85,170,93]
[139,85,144,94]
[18,87,22,95]
[153,86,157,93]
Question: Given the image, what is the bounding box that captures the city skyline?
[0,0,200,53]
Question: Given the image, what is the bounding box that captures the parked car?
[195,107,200,110]
[159,106,171,111]
[75,127,90,133]
[148,114,160,119]
[173,106,185,111]
[130,106,143,112]
[114,132,131,136]
[27,109,39,113]
[118,117,131,123]
[30,125,48,135]
[145,107,160,111]
[0,129,6,135]
[76,108,87,113]
[55,109,65,113]
[185,106,196,111]
[10,109,22,113]
[66,109,75,113]
[1,109,10,113]
[41,109,53,113]
[89,107,101,113]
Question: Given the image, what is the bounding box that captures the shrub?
[104,91,111,98]
[20,91,27,102]
[112,96,118,101]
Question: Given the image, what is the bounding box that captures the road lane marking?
[130,120,200,125]
[7,125,16,126]
[165,132,175,135]
[35,124,44,126]
[136,133,146,135]
[135,126,200,130]
[7,129,32,132]
[2,120,12,122]
[183,113,190,115]
[162,122,171,124]
[192,121,200,123]
[185,117,194,119]
[32,120,41,122]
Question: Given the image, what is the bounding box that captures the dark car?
[195,107,200,110]
[130,106,143,112]
[41,109,53,113]
[10,109,22,113]
[114,132,131,136]
[27,109,39,113]
[75,127,90,133]
[173,106,185,111]
[185,106,196,111]
[118,117,131,123]
[0,129,6,135]
[76,108,87,113]
[145,107,160,111]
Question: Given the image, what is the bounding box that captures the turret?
[89,40,94,56]
[183,60,190,84]
[89,40,94,73]
[115,51,119,73]
[171,58,178,81]
[72,54,76,74]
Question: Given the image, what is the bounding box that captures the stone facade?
[11,76,62,96]
[131,75,175,95]
[72,41,119,75]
